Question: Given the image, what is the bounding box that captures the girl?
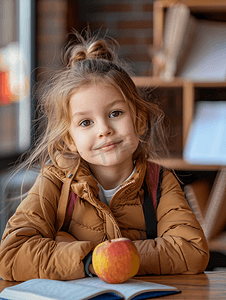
[0,31,209,281]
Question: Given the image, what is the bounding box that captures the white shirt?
[96,167,136,206]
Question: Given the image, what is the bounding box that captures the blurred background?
[0,0,155,237]
[0,0,155,168]
[0,0,226,270]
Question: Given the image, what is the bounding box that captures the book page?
[74,277,179,300]
[0,278,123,300]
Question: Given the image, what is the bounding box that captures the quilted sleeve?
[134,169,209,275]
[0,175,94,281]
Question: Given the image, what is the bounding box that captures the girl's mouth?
[101,143,117,151]
[96,140,122,151]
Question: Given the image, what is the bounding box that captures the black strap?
[142,180,157,239]
[156,168,163,207]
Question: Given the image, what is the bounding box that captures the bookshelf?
[133,77,226,162]
[133,0,226,252]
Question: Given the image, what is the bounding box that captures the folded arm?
[134,169,209,275]
[0,176,94,281]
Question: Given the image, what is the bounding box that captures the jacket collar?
[72,157,147,201]
[51,153,147,201]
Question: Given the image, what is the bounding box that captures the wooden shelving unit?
[134,0,226,252]
[133,77,226,155]
[149,0,226,167]
[133,76,226,172]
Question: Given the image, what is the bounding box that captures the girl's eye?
[109,110,122,118]
[79,119,93,127]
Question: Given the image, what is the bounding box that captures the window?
[0,0,35,157]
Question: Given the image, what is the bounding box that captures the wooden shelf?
[132,76,185,87]
[193,82,226,87]
[155,0,226,10]
[133,76,226,87]
[150,158,221,171]
[143,1,226,253]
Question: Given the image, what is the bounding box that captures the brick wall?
[36,0,154,78]
[36,0,68,80]
[77,0,154,76]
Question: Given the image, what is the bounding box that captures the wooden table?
[137,271,226,299]
[0,271,226,299]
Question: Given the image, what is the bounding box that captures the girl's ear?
[63,132,77,152]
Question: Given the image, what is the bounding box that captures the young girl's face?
[69,83,139,169]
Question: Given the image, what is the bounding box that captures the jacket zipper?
[84,183,123,238]
[109,179,136,205]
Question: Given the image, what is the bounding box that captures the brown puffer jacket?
[0,156,209,281]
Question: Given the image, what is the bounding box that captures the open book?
[0,277,180,300]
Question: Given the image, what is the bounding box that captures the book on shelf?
[0,277,180,300]
[152,3,226,81]
[185,173,226,243]
[151,3,197,81]
[184,177,213,226]
[201,168,226,241]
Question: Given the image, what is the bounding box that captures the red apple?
[92,237,140,284]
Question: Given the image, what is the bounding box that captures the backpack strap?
[145,162,160,209]
[142,179,157,239]
[56,173,75,232]
[156,168,163,207]
[61,191,79,231]
[142,162,163,239]
[55,159,81,233]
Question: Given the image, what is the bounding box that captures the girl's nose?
[98,130,113,138]
[98,122,114,138]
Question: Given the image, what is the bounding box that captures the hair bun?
[86,40,115,61]
[63,31,118,68]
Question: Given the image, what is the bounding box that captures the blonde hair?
[20,29,170,175]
